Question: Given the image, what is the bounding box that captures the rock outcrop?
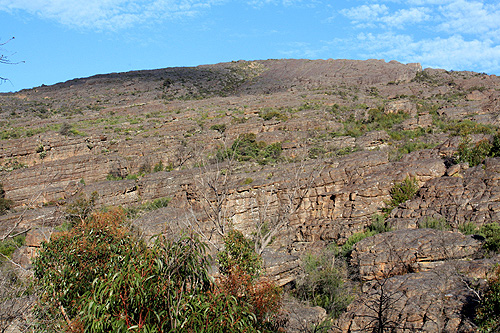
[351,228,482,281]
[2,58,500,332]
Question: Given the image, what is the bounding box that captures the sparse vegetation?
[0,234,25,261]
[258,108,288,122]
[480,223,500,253]
[459,221,479,235]
[126,197,171,218]
[384,177,419,215]
[5,59,500,331]
[455,134,500,167]
[210,123,227,133]
[217,133,282,165]
[339,108,410,137]
[419,217,451,231]
[475,265,500,332]
[294,245,352,319]
[341,230,377,257]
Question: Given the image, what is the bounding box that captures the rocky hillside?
[1,58,500,331]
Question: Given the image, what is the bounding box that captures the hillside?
[1,58,500,331]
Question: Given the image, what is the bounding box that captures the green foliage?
[456,138,493,167]
[480,223,500,253]
[0,183,13,215]
[59,123,72,136]
[126,197,171,218]
[258,108,288,122]
[475,266,500,332]
[153,160,173,173]
[388,127,429,141]
[308,146,327,159]
[411,70,437,84]
[106,173,123,181]
[33,208,282,332]
[384,177,419,215]
[0,234,25,261]
[341,230,377,257]
[368,214,392,233]
[455,133,500,167]
[243,177,254,185]
[33,208,135,321]
[294,246,352,318]
[419,217,451,231]
[64,191,98,227]
[210,123,227,133]
[446,120,496,137]
[153,160,164,172]
[84,234,212,332]
[459,222,479,235]
[217,133,282,165]
[218,229,262,280]
[342,109,410,137]
[182,290,259,332]
[395,140,437,158]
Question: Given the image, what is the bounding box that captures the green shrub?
[308,146,327,159]
[217,133,282,165]
[446,120,495,136]
[33,208,281,332]
[341,230,377,257]
[210,123,227,133]
[83,234,212,332]
[0,234,25,261]
[396,140,437,156]
[153,160,164,172]
[243,177,254,185]
[341,109,410,138]
[33,208,137,322]
[384,177,419,215]
[126,197,171,219]
[475,265,500,332]
[218,229,262,280]
[258,108,288,122]
[480,223,500,253]
[419,217,451,231]
[368,214,392,233]
[459,221,479,235]
[59,123,72,136]
[106,173,123,181]
[456,138,493,167]
[294,246,352,318]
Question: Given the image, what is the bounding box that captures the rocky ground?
[1,58,500,331]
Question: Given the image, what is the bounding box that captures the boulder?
[351,229,482,281]
[334,258,500,333]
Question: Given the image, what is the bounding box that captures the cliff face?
[2,58,500,330]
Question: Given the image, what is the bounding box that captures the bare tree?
[181,137,238,250]
[1,37,23,83]
[253,160,325,255]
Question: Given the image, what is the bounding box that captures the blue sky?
[1,0,499,93]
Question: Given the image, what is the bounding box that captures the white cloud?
[380,7,431,28]
[246,0,304,7]
[438,0,500,38]
[340,4,431,29]
[343,32,500,73]
[0,0,222,30]
[333,0,500,73]
[340,4,389,26]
